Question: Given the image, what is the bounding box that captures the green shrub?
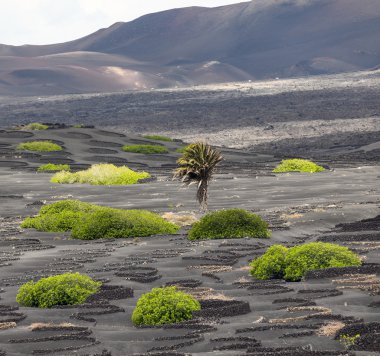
[249,245,288,279]
[250,242,361,281]
[16,272,101,308]
[37,163,70,172]
[283,242,361,281]
[24,122,49,130]
[273,159,325,173]
[21,200,179,239]
[188,208,271,240]
[72,124,84,128]
[122,144,169,154]
[50,163,150,185]
[21,200,96,232]
[132,286,201,326]
[72,208,179,240]
[142,135,173,142]
[17,141,62,152]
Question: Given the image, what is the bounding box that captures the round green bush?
[21,200,179,239]
[21,200,96,232]
[24,122,49,130]
[250,242,361,281]
[188,208,271,240]
[37,163,70,172]
[249,245,288,280]
[283,242,362,281]
[273,159,325,173]
[50,163,150,185]
[132,287,201,326]
[16,272,101,308]
[142,135,173,142]
[72,208,179,240]
[17,141,62,152]
[122,144,168,154]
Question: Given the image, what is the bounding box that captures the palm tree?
[174,142,223,211]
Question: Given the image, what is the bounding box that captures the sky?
[1,0,244,46]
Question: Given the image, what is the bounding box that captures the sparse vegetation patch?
[21,200,179,239]
[23,122,49,130]
[122,144,168,154]
[37,163,70,172]
[16,272,101,308]
[17,141,63,152]
[188,208,271,240]
[50,163,149,185]
[273,159,325,173]
[250,242,361,281]
[132,286,201,326]
[142,135,173,142]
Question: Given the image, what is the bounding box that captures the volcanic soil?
[0,126,379,355]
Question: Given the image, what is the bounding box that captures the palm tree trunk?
[197,179,208,211]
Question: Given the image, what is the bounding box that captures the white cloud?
[0,0,245,45]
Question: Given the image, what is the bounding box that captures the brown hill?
[1,0,380,95]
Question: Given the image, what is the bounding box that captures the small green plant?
[16,272,101,308]
[17,141,63,152]
[122,144,169,154]
[37,163,70,172]
[21,200,179,240]
[50,163,149,185]
[273,159,325,173]
[132,286,201,326]
[250,242,361,281]
[142,135,173,142]
[188,208,270,240]
[24,123,49,130]
[175,145,190,154]
[339,334,360,349]
[72,124,84,128]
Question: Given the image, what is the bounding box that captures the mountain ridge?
[1,0,380,95]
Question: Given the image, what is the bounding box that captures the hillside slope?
[1,0,380,95]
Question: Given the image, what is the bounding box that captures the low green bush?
[24,122,49,130]
[21,200,179,239]
[132,286,201,326]
[273,159,325,173]
[72,208,179,240]
[50,163,150,185]
[249,245,288,280]
[16,272,101,308]
[72,124,84,128]
[17,141,63,152]
[188,208,271,240]
[37,163,70,172]
[142,135,173,142]
[283,242,362,281]
[21,200,95,232]
[122,144,169,154]
[250,242,361,281]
